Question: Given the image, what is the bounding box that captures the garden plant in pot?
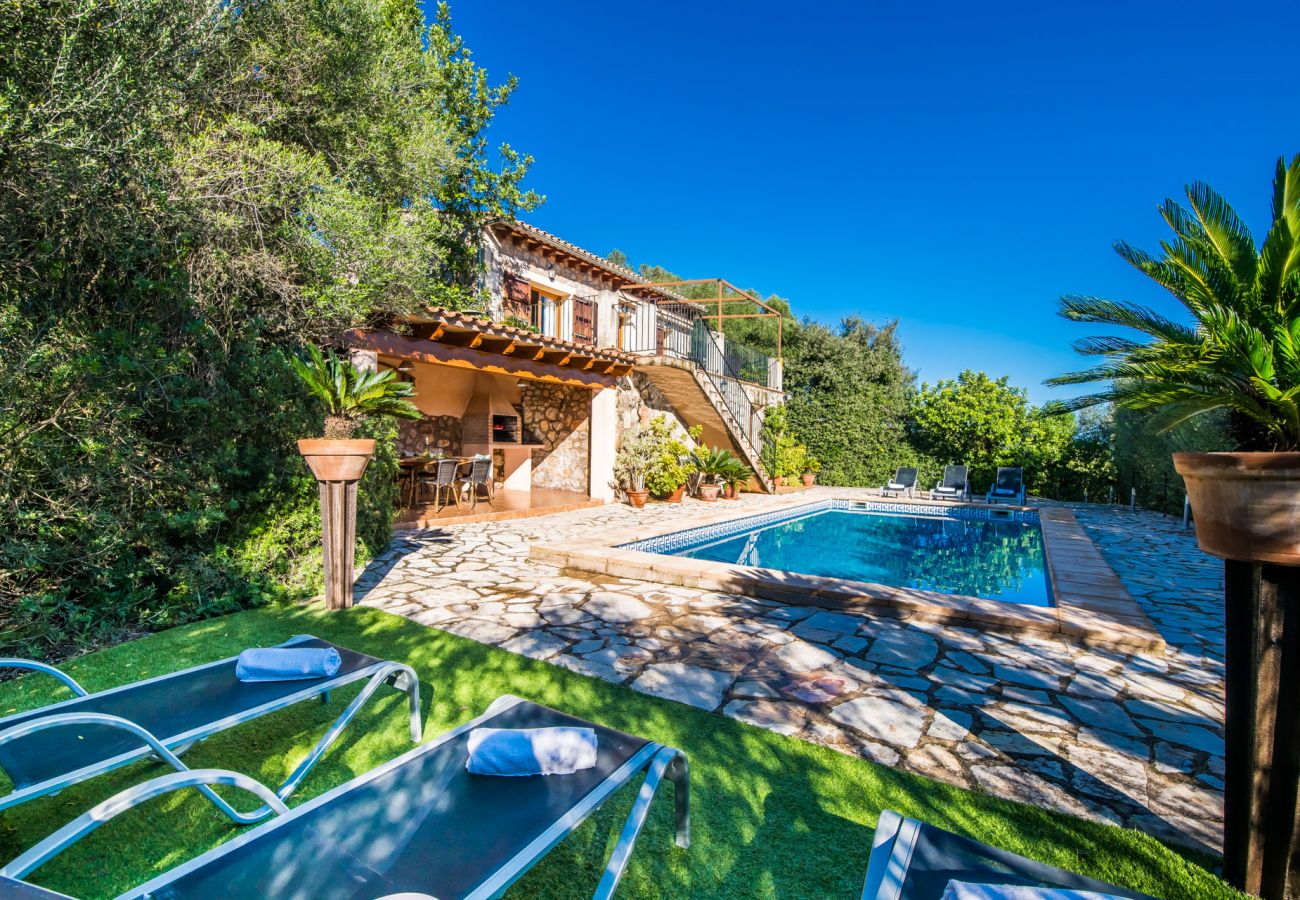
[643,416,698,503]
[721,455,751,498]
[1051,155,1300,900]
[291,347,421,610]
[801,455,821,486]
[693,446,743,502]
[614,426,656,508]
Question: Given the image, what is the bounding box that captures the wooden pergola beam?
[343,330,615,389]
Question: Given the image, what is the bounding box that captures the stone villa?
[345,220,786,525]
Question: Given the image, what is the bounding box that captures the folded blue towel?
[236,647,341,682]
[466,726,598,776]
[941,882,1125,900]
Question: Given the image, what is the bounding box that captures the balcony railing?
[624,304,778,446]
[627,302,779,391]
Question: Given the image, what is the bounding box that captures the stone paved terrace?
[355,488,1226,855]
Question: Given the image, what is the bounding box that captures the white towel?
[466,726,598,776]
[941,881,1127,900]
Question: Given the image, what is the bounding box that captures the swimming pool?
[623,500,1052,607]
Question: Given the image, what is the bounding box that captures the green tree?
[782,318,914,487]
[909,370,1071,494]
[425,2,543,304]
[1049,155,1300,450]
[0,0,532,655]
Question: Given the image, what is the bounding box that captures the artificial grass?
[0,605,1241,899]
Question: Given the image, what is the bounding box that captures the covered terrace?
[345,307,633,528]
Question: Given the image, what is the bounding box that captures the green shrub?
[0,0,533,657]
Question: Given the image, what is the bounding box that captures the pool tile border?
[530,497,1164,653]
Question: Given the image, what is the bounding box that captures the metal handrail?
[689,321,760,447]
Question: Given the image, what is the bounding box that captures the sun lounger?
[0,695,690,900]
[931,465,969,502]
[881,467,919,499]
[861,810,1155,899]
[0,635,421,824]
[985,467,1025,505]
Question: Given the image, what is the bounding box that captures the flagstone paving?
[356,489,1225,854]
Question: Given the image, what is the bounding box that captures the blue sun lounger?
[0,695,690,900]
[861,810,1156,899]
[984,467,1026,506]
[0,635,421,824]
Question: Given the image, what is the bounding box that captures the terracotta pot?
[698,483,721,502]
[801,473,816,486]
[1173,451,1300,563]
[723,482,738,500]
[297,439,376,482]
[626,489,649,509]
[667,485,686,503]
[773,475,783,487]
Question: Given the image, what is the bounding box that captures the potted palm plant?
[721,456,751,499]
[694,447,743,502]
[290,347,421,609]
[1049,154,1300,899]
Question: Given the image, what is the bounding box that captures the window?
[531,287,559,335]
[502,277,561,335]
[573,297,597,344]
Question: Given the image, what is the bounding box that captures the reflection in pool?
[668,509,1051,607]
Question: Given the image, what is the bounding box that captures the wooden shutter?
[503,277,531,322]
[573,298,597,344]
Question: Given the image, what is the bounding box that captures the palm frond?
[1184,180,1257,284]
[1057,295,1199,344]
[1273,154,1300,238]
[1069,335,1145,356]
[288,347,422,427]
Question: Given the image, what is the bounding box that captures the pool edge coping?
[529,497,1165,654]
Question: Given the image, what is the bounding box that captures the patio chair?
[880,467,919,499]
[0,635,421,825]
[461,456,495,510]
[1,695,690,900]
[931,465,969,502]
[861,809,1155,899]
[985,466,1026,505]
[421,457,462,511]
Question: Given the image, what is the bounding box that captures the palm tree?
[1048,155,1300,451]
[289,346,422,438]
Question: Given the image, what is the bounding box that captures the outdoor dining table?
[397,456,471,508]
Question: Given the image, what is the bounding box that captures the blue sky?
[439,0,1297,404]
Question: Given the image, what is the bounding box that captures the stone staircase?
[634,356,775,493]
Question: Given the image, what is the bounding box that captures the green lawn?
[0,605,1240,899]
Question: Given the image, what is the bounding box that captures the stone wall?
[615,372,690,435]
[397,415,462,456]
[521,382,590,493]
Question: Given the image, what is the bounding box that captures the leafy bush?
[644,417,700,497]
[781,317,914,487]
[909,370,1076,495]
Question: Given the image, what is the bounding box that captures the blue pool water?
[651,507,1052,607]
